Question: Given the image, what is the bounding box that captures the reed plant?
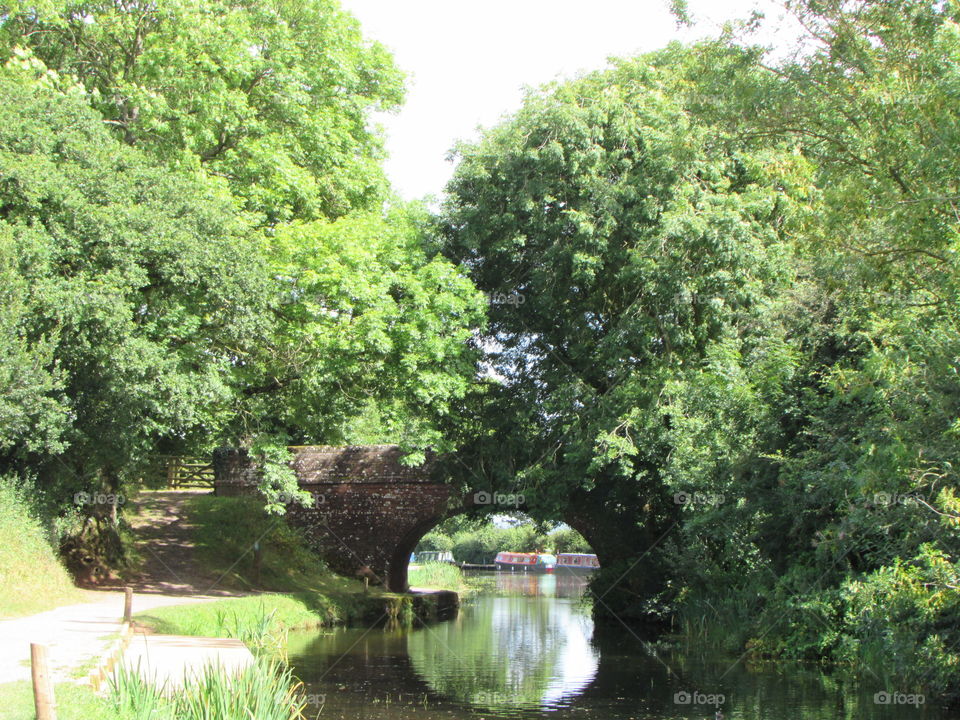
[109,606,310,719]
[109,658,310,720]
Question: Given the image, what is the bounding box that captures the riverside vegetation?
[0,0,959,711]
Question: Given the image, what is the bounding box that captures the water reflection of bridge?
[285,571,900,720]
[287,573,600,719]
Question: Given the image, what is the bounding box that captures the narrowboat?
[555,553,600,574]
[494,551,556,573]
[417,550,455,564]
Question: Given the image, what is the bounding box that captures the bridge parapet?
[212,445,454,592]
[213,445,434,491]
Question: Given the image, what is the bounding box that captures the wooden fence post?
[123,586,133,623]
[166,457,178,488]
[31,643,57,720]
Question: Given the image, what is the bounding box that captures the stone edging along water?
[82,588,460,694]
[88,621,133,693]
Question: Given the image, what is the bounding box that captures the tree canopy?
[0,2,482,513]
[0,0,404,223]
[439,54,807,612]
[438,0,960,699]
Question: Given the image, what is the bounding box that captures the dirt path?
[122,489,240,597]
[0,491,249,684]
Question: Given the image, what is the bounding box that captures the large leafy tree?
[618,2,960,694]
[238,205,486,470]
[0,225,67,454]
[438,56,805,623]
[732,0,960,682]
[0,59,271,504]
[0,0,404,224]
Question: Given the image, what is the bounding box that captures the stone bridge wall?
[213,446,457,592]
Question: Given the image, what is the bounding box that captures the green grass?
[178,495,333,593]
[108,658,309,720]
[130,494,396,628]
[118,603,314,719]
[176,495,389,602]
[0,656,312,720]
[0,477,85,618]
[0,680,122,720]
[408,562,468,592]
[134,595,328,641]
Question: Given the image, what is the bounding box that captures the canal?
[286,572,952,719]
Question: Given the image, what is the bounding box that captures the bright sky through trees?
[340,0,790,200]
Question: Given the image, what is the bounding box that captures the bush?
[416,531,454,552]
[837,545,960,703]
[548,527,592,554]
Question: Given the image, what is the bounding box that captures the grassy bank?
[0,617,314,720]
[108,658,309,720]
[121,590,339,719]
[0,680,122,720]
[409,562,469,592]
[133,594,336,655]
[0,477,85,618]
[131,493,392,626]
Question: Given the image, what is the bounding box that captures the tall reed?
[109,658,310,720]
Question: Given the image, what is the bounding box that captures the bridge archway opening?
[400,510,598,588]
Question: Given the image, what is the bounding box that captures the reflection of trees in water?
[406,593,599,710]
[283,576,941,720]
[580,625,924,720]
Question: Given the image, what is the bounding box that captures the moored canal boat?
[555,552,599,574]
[494,551,556,573]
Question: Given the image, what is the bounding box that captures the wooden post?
[31,643,57,720]
[252,542,262,587]
[123,586,132,623]
[364,577,369,595]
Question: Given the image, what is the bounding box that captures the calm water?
[286,572,955,720]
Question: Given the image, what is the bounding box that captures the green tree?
[0,226,66,454]
[438,55,805,622]
[652,1,960,697]
[0,60,270,509]
[240,205,486,465]
[0,0,404,223]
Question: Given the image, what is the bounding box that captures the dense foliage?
[0,4,482,525]
[1,0,958,705]
[438,0,960,703]
[0,0,404,224]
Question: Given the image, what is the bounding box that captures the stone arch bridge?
[213,445,463,592]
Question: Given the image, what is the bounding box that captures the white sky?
[339,0,793,201]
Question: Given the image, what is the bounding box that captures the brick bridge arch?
[214,445,469,592]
